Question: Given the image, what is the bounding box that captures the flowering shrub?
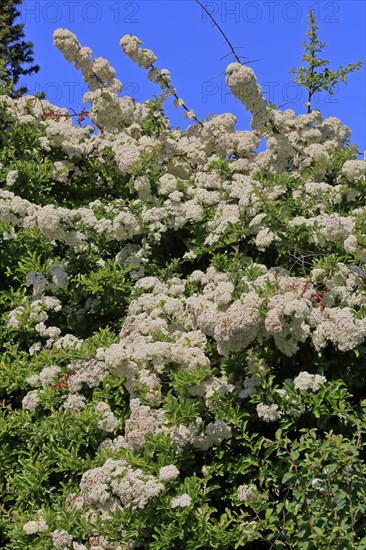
[0,20,366,550]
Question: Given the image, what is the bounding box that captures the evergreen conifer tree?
[0,0,39,97]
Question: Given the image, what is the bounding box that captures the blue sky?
[19,0,365,153]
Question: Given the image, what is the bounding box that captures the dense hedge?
[0,22,366,550]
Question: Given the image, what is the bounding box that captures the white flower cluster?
[293,371,327,391]
[54,28,122,92]
[95,402,120,433]
[237,483,258,502]
[6,169,18,186]
[1,92,364,257]
[120,35,157,69]
[74,458,165,515]
[191,419,232,450]
[226,63,269,136]
[103,275,210,403]
[342,160,366,181]
[312,307,366,352]
[119,34,201,122]
[53,333,84,349]
[198,289,263,356]
[26,365,61,387]
[256,403,282,422]
[67,359,110,392]
[223,64,357,175]
[122,398,228,454]
[41,118,95,158]
[0,190,145,248]
[7,295,61,330]
[22,389,41,412]
[315,214,355,245]
[123,398,170,451]
[52,529,73,548]
[158,465,180,481]
[63,393,86,412]
[23,511,48,534]
[264,293,311,357]
[188,374,235,411]
[170,493,192,508]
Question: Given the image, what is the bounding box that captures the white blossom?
[52,529,73,548]
[293,371,327,391]
[158,465,180,481]
[6,169,19,186]
[171,493,192,508]
[22,390,40,412]
[256,403,282,422]
[23,512,48,534]
[237,483,258,502]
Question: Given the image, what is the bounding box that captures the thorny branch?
[195,0,253,66]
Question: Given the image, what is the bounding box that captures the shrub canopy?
[0,22,366,550]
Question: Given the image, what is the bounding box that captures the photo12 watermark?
[19,81,140,103]
[202,80,340,106]
[200,2,339,24]
[20,1,140,24]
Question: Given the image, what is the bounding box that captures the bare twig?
[195,0,241,63]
